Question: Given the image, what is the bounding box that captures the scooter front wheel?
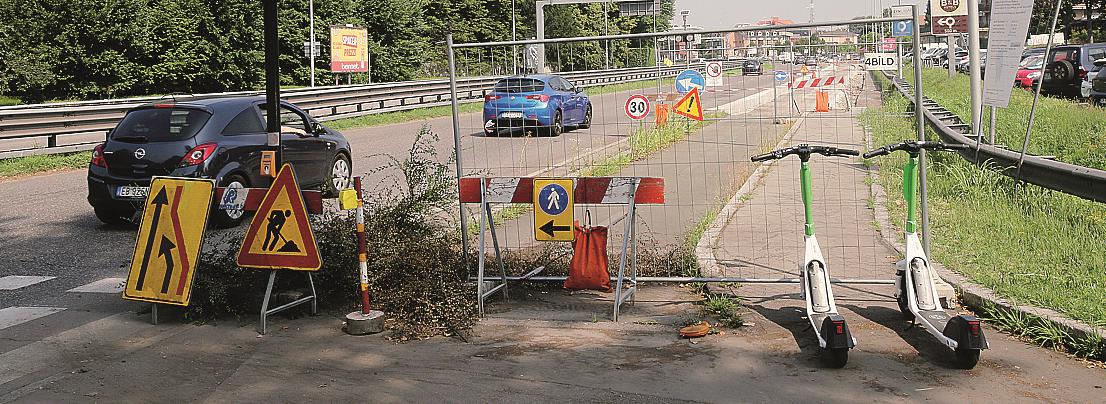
[825,348,849,368]
[954,348,980,369]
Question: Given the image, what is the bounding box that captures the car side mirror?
[311,121,325,136]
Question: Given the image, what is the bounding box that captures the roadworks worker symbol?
[534,178,574,241]
[237,164,321,271]
[123,177,215,306]
[673,87,704,121]
[800,65,810,74]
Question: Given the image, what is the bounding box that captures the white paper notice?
[983,0,1036,108]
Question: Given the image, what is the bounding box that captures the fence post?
[447,34,471,263]
[910,4,932,256]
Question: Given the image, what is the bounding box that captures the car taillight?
[179,143,217,167]
[90,143,107,168]
[526,94,550,102]
[1079,67,1088,80]
[484,95,501,102]
[153,103,175,109]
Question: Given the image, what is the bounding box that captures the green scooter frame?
[864,141,988,369]
[752,144,859,368]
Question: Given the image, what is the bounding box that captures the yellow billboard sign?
[330,26,368,73]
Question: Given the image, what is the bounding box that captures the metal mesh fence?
[451,21,910,282]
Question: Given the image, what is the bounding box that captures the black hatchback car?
[87,96,352,227]
[742,59,763,75]
[1042,43,1106,98]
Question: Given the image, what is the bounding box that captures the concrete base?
[344,310,385,335]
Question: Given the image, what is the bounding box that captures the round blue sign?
[675,69,705,94]
[538,184,569,215]
[774,71,789,82]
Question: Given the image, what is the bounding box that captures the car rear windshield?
[111,108,211,142]
[493,78,546,93]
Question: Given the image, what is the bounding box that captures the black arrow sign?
[135,187,169,291]
[539,220,571,237]
[158,236,176,294]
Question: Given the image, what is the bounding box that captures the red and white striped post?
[354,176,371,314]
[344,176,385,334]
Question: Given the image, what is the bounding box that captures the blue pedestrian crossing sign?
[534,178,574,241]
[892,21,913,37]
[675,69,705,94]
[774,71,789,82]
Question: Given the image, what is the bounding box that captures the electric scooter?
[752,144,860,368]
[864,140,988,369]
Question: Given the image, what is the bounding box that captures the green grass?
[0,95,19,106]
[0,152,90,177]
[579,113,724,177]
[917,68,1106,170]
[861,74,1106,334]
[703,293,745,328]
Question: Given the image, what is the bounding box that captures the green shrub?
[187,125,476,339]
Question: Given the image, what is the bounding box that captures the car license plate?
[501,112,524,119]
[117,186,149,199]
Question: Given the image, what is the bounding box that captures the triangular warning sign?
[237,164,321,271]
[800,65,809,74]
[673,87,704,121]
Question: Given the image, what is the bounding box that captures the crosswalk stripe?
[0,307,66,330]
[67,277,127,294]
[0,276,56,290]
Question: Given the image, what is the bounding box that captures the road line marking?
[0,306,66,330]
[0,276,56,290]
[67,277,127,293]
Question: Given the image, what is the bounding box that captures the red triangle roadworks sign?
[236,164,321,271]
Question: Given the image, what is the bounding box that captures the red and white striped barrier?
[789,76,846,89]
[459,177,665,204]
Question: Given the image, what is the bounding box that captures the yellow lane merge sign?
[673,87,704,121]
[534,178,574,241]
[124,177,215,306]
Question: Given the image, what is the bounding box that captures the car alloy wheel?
[331,156,351,192]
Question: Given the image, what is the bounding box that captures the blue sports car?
[482,74,592,137]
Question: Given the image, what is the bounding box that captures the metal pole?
[1018,0,1063,180]
[968,0,982,134]
[512,0,518,75]
[910,4,932,256]
[309,0,315,87]
[263,0,281,170]
[946,34,955,77]
[536,1,546,73]
[604,1,610,70]
[988,105,997,144]
[447,34,471,261]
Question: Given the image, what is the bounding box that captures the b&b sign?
[863,53,899,71]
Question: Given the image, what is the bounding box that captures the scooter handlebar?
[864,141,969,158]
[750,144,859,162]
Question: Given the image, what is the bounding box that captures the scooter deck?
[918,310,952,328]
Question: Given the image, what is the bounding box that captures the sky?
[670,0,925,29]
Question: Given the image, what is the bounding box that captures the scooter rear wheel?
[826,348,849,368]
[954,348,980,369]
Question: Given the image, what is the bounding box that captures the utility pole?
[512,0,518,75]
[809,0,815,23]
[967,0,982,135]
[309,0,315,87]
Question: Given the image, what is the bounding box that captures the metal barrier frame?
[465,177,648,321]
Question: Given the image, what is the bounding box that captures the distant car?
[1087,58,1106,106]
[482,74,592,137]
[742,59,763,75]
[1015,56,1044,89]
[804,57,818,67]
[87,97,353,226]
[1041,43,1106,98]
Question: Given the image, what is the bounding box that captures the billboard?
[330,26,368,73]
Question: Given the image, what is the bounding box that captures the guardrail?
[0,63,736,159]
[881,71,1106,203]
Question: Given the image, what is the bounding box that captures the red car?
[1015,56,1044,88]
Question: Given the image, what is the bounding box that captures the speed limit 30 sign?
[624,94,650,120]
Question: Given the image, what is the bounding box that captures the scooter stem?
[800,159,815,236]
[902,154,919,234]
